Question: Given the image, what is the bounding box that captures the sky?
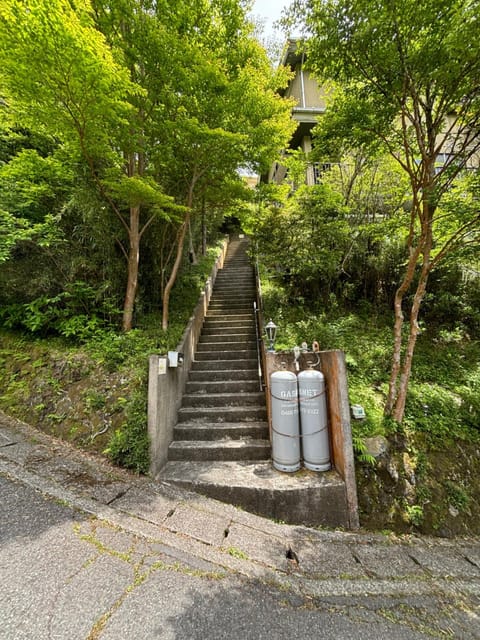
[250,0,291,39]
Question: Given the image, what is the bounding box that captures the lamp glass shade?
[265,319,277,344]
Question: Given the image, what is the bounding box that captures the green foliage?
[254,154,412,310]
[0,209,35,263]
[0,281,119,340]
[83,390,106,411]
[403,383,465,442]
[352,435,376,466]
[254,183,351,303]
[295,0,480,420]
[103,175,183,219]
[227,546,249,560]
[0,147,73,222]
[444,481,470,512]
[0,0,295,331]
[422,264,480,336]
[170,243,224,313]
[104,389,150,474]
[0,0,133,153]
[260,256,480,447]
[405,504,424,528]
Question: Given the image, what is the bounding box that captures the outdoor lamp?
[293,345,301,371]
[265,319,278,352]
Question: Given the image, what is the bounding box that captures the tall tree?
[0,0,294,332]
[0,0,180,331]
[150,1,294,329]
[294,0,480,421]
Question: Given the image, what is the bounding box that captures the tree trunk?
[122,205,140,332]
[386,183,435,421]
[201,195,207,256]
[188,216,197,265]
[392,271,428,422]
[161,175,199,331]
[161,209,190,331]
[385,242,422,414]
[391,223,433,421]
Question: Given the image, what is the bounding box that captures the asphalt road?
[1,474,479,640]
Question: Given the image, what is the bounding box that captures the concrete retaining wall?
[148,239,228,476]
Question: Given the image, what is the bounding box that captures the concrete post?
[319,350,360,529]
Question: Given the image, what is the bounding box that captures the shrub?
[104,389,150,474]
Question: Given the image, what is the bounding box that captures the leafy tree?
[252,181,351,303]
[294,0,480,421]
[0,122,71,265]
[1,0,294,332]
[0,0,180,332]
[151,5,295,329]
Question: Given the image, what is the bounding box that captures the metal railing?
[253,246,267,391]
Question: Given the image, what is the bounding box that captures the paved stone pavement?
[1,411,479,638]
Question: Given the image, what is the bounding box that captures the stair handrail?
[253,243,267,391]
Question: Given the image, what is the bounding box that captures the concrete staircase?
[163,237,270,465]
[158,237,350,529]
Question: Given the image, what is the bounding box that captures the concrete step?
[182,391,265,408]
[214,272,253,277]
[209,296,255,304]
[214,277,254,286]
[211,287,254,293]
[191,359,258,371]
[210,288,253,294]
[215,271,253,277]
[173,421,268,440]
[200,326,257,342]
[186,379,260,393]
[201,330,256,339]
[198,334,256,343]
[208,300,253,315]
[203,322,255,330]
[216,265,252,271]
[206,310,253,318]
[222,257,251,262]
[215,283,253,288]
[196,341,257,352]
[206,308,254,317]
[213,276,254,283]
[188,369,259,382]
[157,461,349,528]
[210,296,255,303]
[202,321,255,331]
[213,284,254,292]
[195,350,258,361]
[219,254,250,258]
[168,439,271,462]
[211,294,255,302]
[212,284,255,292]
[177,405,267,423]
[204,313,253,321]
[204,314,254,322]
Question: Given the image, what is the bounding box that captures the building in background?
[266,39,326,186]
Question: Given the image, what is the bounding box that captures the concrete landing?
[158,461,348,528]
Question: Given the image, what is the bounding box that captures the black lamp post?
[265,319,277,352]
